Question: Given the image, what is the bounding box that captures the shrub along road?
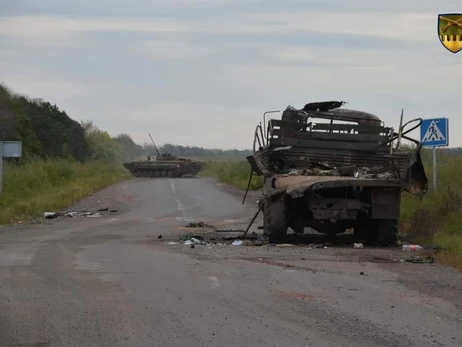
[0,177,461,347]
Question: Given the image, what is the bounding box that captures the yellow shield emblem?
[438,13,462,53]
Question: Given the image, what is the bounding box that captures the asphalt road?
[0,177,461,347]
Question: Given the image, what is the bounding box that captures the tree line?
[2,82,460,162]
[0,83,253,163]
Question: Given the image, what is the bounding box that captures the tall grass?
[200,160,263,190]
[202,150,462,270]
[0,158,130,225]
[400,149,462,270]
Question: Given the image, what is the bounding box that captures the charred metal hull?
[267,175,403,199]
[246,101,428,245]
[123,159,204,178]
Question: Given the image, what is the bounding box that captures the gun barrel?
[148,133,162,157]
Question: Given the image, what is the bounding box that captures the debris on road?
[232,240,243,246]
[353,243,364,249]
[80,212,102,218]
[185,222,214,228]
[158,234,163,239]
[402,244,423,251]
[42,208,118,221]
[405,256,435,264]
[307,243,330,249]
[183,237,208,246]
[43,212,58,219]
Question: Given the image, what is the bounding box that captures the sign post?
[0,141,22,193]
[419,118,449,192]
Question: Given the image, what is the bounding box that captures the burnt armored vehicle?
[246,101,428,245]
[123,134,204,178]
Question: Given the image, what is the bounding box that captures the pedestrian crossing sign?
[420,118,449,147]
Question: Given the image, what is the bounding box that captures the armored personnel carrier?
[122,134,204,178]
[245,101,428,246]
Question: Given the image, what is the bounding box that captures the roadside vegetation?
[400,149,462,270]
[200,160,263,190]
[201,148,462,270]
[0,159,129,225]
[0,83,251,225]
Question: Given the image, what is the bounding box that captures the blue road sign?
[420,118,449,147]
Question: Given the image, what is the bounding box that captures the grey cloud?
[0,0,461,149]
[3,0,460,17]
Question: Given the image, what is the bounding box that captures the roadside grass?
[202,150,462,270]
[0,158,130,225]
[400,149,462,270]
[200,160,263,190]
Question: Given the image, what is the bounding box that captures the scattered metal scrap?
[405,256,435,264]
[43,208,117,220]
[184,222,214,228]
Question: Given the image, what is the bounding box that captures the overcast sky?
[0,0,461,149]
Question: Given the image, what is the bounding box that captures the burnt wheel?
[376,219,398,246]
[356,219,398,246]
[263,196,288,243]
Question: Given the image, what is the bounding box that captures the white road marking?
[208,276,220,288]
[170,180,187,220]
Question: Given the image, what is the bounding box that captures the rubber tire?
[263,197,288,243]
[376,219,398,247]
[358,219,398,246]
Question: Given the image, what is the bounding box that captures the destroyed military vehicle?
[245,101,428,245]
[122,133,204,178]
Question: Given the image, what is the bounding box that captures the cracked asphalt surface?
[0,177,461,347]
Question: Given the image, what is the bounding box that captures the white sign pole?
[0,141,23,193]
[433,147,437,193]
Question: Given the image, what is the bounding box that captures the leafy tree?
[81,120,122,163]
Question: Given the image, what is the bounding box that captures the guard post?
[0,141,22,193]
[419,118,449,193]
